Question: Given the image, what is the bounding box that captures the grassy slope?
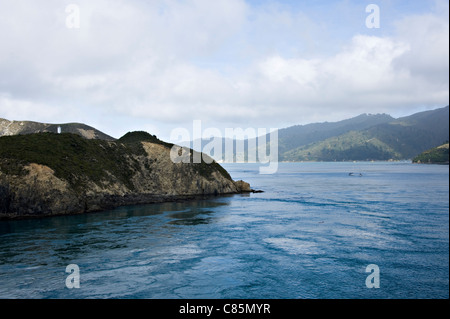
[0,133,143,192]
[282,106,449,161]
[282,130,399,161]
[0,132,233,193]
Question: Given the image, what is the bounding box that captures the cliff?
[0,131,250,219]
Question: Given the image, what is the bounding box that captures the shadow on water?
[0,197,233,236]
[0,197,234,270]
[167,210,216,226]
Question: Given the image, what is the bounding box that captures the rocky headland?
[0,129,253,220]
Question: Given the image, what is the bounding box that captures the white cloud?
[0,0,448,138]
[0,94,64,122]
[393,12,449,84]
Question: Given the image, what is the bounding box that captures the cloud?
[0,93,64,121]
[0,0,448,138]
[393,12,449,85]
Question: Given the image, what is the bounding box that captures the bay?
[0,162,448,299]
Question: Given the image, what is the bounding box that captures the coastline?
[0,190,253,221]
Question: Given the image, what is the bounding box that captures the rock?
[234,180,251,192]
[0,183,11,214]
[251,189,264,193]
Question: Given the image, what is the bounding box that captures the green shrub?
[0,133,142,192]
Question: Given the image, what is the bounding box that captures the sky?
[0,0,448,141]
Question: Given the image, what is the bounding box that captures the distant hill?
[277,113,395,156]
[412,143,449,164]
[3,105,448,163]
[0,118,115,141]
[283,106,449,161]
[187,105,449,162]
[184,113,395,161]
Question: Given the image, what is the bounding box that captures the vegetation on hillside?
[279,106,449,161]
[0,133,144,192]
[0,118,116,140]
[277,113,394,156]
[118,131,173,148]
[0,132,233,193]
[412,143,449,164]
[118,131,231,180]
[204,106,448,162]
[282,131,400,161]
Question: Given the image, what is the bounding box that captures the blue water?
[0,162,448,299]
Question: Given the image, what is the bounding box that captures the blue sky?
[0,0,448,140]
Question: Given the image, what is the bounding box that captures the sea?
[0,162,448,299]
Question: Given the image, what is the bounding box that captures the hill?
[282,130,399,161]
[0,132,249,219]
[0,118,115,141]
[186,113,395,162]
[190,106,448,162]
[412,143,449,164]
[282,106,449,161]
[277,113,395,157]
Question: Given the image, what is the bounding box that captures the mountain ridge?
[0,118,115,141]
[2,105,449,162]
[185,106,449,162]
[276,112,395,155]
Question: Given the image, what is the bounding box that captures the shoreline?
[0,191,253,221]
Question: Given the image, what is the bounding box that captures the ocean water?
[0,162,448,299]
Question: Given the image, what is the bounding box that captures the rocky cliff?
[0,131,251,219]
